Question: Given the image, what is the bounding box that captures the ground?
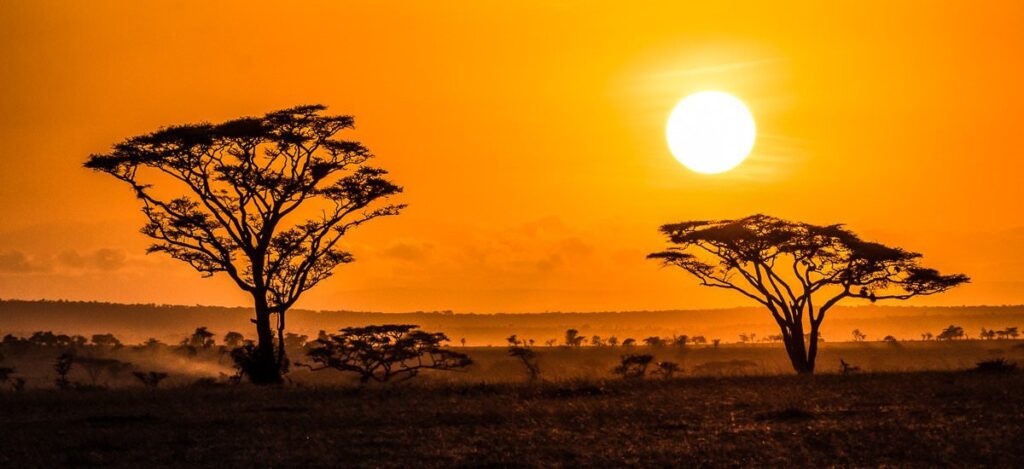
[1,371,1021,467]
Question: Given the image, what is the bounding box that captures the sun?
[666,91,756,174]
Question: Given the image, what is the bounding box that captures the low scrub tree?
[302,325,472,384]
[506,335,541,382]
[937,325,965,341]
[91,333,122,348]
[613,354,654,379]
[643,336,664,347]
[54,352,74,390]
[223,332,245,349]
[564,329,585,347]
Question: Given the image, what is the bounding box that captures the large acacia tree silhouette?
[648,214,968,374]
[86,105,404,383]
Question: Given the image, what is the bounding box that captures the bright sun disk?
[666,91,756,174]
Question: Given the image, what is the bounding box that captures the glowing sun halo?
[666,91,756,174]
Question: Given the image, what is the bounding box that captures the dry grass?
[1,371,1022,467]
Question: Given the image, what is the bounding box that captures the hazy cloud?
[0,250,44,273]
[57,248,128,271]
[381,242,435,262]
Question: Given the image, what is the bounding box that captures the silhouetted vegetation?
[649,214,969,374]
[302,325,472,384]
[564,328,585,347]
[938,325,966,341]
[53,352,73,390]
[507,335,541,382]
[974,358,1017,373]
[653,360,681,379]
[840,359,861,374]
[612,354,654,379]
[85,105,404,384]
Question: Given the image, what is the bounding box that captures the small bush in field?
[974,358,1017,373]
[613,354,653,379]
[54,352,74,390]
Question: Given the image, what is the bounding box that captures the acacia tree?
[648,214,968,374]
[302,325,472,384]
[85,105,404,383]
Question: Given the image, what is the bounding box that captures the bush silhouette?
[974,358,1017,373]
[54,352,74,390]
[613,354,654,379]
[302,325,472,384]
[506,334,541,382]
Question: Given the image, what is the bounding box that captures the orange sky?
[1,1,1022,312]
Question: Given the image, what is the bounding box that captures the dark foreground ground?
[1,371,1022,467]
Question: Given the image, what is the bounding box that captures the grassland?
[1,371,1022,467]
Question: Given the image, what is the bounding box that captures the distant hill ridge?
[2,299,1022,346]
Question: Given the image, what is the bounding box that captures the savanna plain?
[1,336,1023,467]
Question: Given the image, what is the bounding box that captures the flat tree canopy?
[648,214,968,374]
[85,105,404,383]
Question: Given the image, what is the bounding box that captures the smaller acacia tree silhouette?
[643,336,664,347]
[302,325,472,384]
[506,334,541,382]
[183,327,217,349]
[995,327,1020,339]
[54,352,74,390]
[851,329,867,342]
[90,333,122,348]
[937,325,965,341]
[613,354,654,379]
[223,331,245,349]
[564,329,585,347]
[649,215,968,374]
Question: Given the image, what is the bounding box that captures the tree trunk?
[806,323,820,374]
[249,296,283,384]
[782,322,814,374]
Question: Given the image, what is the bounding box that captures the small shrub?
[613,354,653,379]
[974,358,1017,373]
[507,335,541,382]
[54,352,74,390]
